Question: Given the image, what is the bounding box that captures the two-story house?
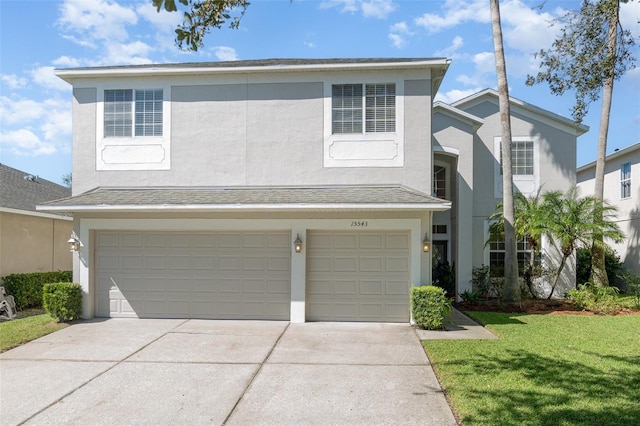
[40,58,586,322]
[578,142,640,275]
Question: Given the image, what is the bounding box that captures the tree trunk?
[490,0,520,303]
[548,253,569,300]
[590,0,619,287]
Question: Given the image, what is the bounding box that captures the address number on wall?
[350,221,369,227]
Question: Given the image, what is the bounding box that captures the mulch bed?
[456,299,640,316]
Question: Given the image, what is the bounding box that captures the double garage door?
[95,230,411,322]
[95,231,292,320]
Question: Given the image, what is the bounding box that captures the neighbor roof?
[577,141,640,171]
[37,185,451,213]
[0,164,71,213]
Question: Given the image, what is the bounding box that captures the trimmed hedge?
[1,271,72,310]
[410,285,452,330]
[43,282,82,322]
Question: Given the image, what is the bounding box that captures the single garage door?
[95,231,291,319]
[306,231,411,322]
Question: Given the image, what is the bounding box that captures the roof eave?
[54,58,452,83]
[37,202,452,213]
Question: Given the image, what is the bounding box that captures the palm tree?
[542,187,624,299]
[490,0,519,303]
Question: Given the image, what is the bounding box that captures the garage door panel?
[386,233,410,249]
[386,280,409,295]
[145,256,167,270]
[218,233,242,248]
[308,256,332,272]
[267,279,290,294]
[144,233,167,247]
[360,280,384,295]
[122,234,143,248]
[360,257,383,272]
[268,233,290,248]
[95,231,291,320]
[307,231,410,322]
[359,233,383,249]
[386,257,409,272]
[243,256,266,270]
[334,280,358,295]
[122,256,144,270]
[334,234,358,249]
[335,257,358,272]
[168,256,190,269]
[268,256,290,271]
[193,256,217,270]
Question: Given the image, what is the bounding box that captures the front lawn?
[424,312,640,425]
[0,312,68,352]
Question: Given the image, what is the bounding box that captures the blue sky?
[1,0,639,186]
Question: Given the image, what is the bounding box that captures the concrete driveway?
[0,319,457,425]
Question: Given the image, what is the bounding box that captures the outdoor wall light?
[294,234,303,253]
[422,234,430,253]
[68,236,80,252]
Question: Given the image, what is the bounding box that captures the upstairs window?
[621,162,631,199]
[332,83,395,134]
[499,140,534,175]
[104,89,163,138]
[433,165,447,198]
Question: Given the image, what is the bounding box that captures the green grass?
[0,312,67,352]
[424,312,640,425]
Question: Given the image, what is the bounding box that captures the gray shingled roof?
[0,164,71,213]
[38,185,449,212]
[57,57,445,72]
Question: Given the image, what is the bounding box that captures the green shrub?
[459,289,482,303]
[619,269,640,309]
[566,282,622,315]
[576,247,623,286]
[42,282,82,322]
[411,285,452,330]
[1,271,72,310]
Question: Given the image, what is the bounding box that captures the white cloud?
[0,96,71,156]
[434,36,464,57]
[320,0,395,19]
[361,0,396,19]
[0,129,57,156]
[103,41,154,65]
[388,21,412,49]
[213,46,239,61]
[414,0,489,34]
[52,56,82,68]
[435,88,484,104]
[1,74,27,89]
[388,33,406,49]
[620,1,640,39]
[136,1,182,29]
[57,0,138,44]
[30,66,71,91]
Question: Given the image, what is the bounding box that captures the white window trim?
[96,83,171,171]
[323,78,404,168]
[493,136,540,198]
[433,161,449,200]
[621,162,631,200]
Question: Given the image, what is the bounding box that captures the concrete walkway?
[0,312,494,425]
[416,308,498,340]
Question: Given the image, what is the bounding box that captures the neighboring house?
[0,164,72,277]
[577,142,640,274]
[39,58,586,322]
